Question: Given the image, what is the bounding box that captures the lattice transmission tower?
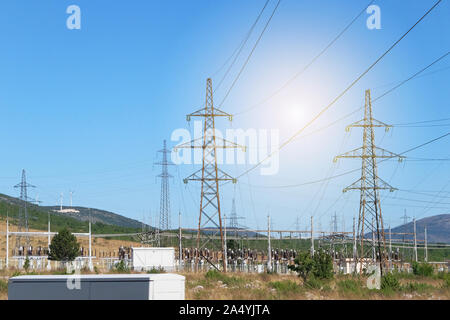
[155,140,173,231]
[334,89,404,275]
[228,198,241,229]
[175,78,245,272]
[14,169,36,253]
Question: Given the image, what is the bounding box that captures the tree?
[288,251,315,282]
[48,228,80,262]
[23,256,30,272]
[312,249,334,280]
[289,249,334,282]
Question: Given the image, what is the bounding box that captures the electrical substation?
[0,0,449,302]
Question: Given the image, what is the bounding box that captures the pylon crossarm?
[215,137,246,151]
[334,146,404,162]
[345,118,392,131]
[174,137,245,151]
[334,147,364,161]
[217,168,236,181]
[183,169,203,183]
[372,147,405,161]
[157,172,174,178]
[375,176,398,192]
[173,137,204,150]
[186,107,232,121]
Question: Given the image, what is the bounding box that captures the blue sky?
[0,0,448,232]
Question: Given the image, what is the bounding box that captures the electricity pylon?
[174,78,245,272]
[14,169,36,253]
[155,140,174,232]
[228,198,245,229]
[334,89,404,275]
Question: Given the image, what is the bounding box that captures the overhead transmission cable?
[214,0,270,93]
[246,132,450,189]
[219,0,282,106]
[235,0,444,180]
[235,0,376,115]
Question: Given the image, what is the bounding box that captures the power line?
[214,0,270,92]
[392,117,450,126]
[235,0,376,115]
[219,0,282,106]
[244,132,450,189]
[236,1,444,179]
[289,51,450,143]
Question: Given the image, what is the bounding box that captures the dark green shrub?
[288,251,316,282]
[381,273,401,291]
[412,262,434,277]
[147,266,166,274]
[23,257,30,272]
[114,260,130,273]
[269,280,300,293]
[312,249,334,280]
[0,279,7,294]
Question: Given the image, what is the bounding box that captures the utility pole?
[424,227,428,262]
[310,216,314,257]
[267,215,272,272]
[334,89,404,275]
[6,214,9,268]
[89,220,93,271]
[179,211,182,268]
[48,213,51,250]
[413,218,418,262]
[389,225,392,271]
[352,216,356,273]
[174,78,245,272]
[47,213,51,271]
[88,208,93,271]
[224,214,228,273]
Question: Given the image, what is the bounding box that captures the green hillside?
[0,193,141,235]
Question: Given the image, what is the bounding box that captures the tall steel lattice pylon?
[334,89,404,275]
[14,169,36,253]
[175,78,245,272]
[229,198,239,229]
[155,140,174,232]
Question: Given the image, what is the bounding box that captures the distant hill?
[42,205,146,229]
[365,214,450,243]
[0,193,147,234]
[388,214,450,243]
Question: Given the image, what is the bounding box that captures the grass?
[183,271,450,300]
[147,266,166,274]
[0,270,448,300]
[269,280,302,298]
